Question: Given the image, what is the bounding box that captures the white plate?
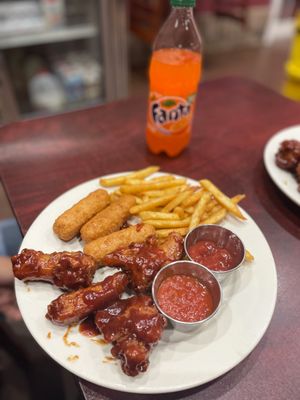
[15,173,277,394]
[264,125,300,205]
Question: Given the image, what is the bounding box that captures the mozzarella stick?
[53,189,110,241]
[80,194,136,242]
[84,224,155,264]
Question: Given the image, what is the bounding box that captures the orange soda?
[146,0,202,157]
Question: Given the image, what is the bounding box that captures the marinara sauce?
[188,240,234,271]
[156,274,213,322]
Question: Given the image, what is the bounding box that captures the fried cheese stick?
[53,189,110,241]
[80,194,136,243]
[46,272,128,325]
[84,223,156,264]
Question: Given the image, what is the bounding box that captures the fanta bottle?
[146,0,202,157]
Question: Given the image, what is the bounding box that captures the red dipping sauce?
[188,240,234,271]
[156,274,213,322]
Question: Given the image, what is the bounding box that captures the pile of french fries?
[100,166,253,262]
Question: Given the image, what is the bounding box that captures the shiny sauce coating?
[79,316,99,337]
[157,275,213,322]
[188,240,234,271]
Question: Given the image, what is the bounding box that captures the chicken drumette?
[12,249,97,290]
[95,295,167,376]
[275,139,300,190]
[46,272,128,325]
[103,232,183,292]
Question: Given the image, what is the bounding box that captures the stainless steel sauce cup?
[152,260,222,332]
[184,224,246,282]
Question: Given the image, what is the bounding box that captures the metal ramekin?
[152,260,222,332]
[184,224,246,282]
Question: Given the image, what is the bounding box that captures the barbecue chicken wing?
[103,232,183,292]
[12,249,96,290]
[276,140,300,190]
[46,272,128,325]
[95,295,166,376]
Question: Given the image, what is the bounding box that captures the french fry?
[200,211,209,221]
[174,206,185,219]
[245,249,254,262]
[189,191,211,229]
[148,175,175,183]
[200,179,246,220]
[130,166,160,179]
[198,201,218,221]
[100,175,128,187]
[125,179,145,185]
[121,179,186,194]
[200,203,222,222]
[201,194,244,222]
[156,227,188,238]
[185,206,195,215]
[201,208,227,225]
[145,217,191,229]
[208,204,223,215]
[134,196,143,205]
[232,194,246,204]
[162,190,193,213]
[100,166,160,187]
[143,185,187,198]
[130,194,176,214]
[199,194,245,223]
[104,171,247,244]
[205,198,218,213]
[182,189,203,208]
[139,211,180,221]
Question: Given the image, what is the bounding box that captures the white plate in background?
[264,125,300,206]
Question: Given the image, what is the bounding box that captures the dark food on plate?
[46,272,128,325]
[53,188,110,241]
[80,194,136,243]
[12,249,97,290]
[95,295,167,376]
[17,169,251,378]
[103,232,184,292]
[84,223,156,264]
[275,139,300,191]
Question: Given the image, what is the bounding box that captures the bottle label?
[148,92,196,135]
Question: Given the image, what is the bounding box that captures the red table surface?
[1,77,300,400]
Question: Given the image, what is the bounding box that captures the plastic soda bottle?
[146,0,202,157]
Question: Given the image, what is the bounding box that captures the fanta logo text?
[152,100,191,126]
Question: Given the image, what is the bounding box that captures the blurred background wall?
[0,0,297,126]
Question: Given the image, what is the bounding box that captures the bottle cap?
[171,0,196,7]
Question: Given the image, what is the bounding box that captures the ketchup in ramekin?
[152,261,222,331]
[184,225,245,279]
[188,240,234,271]
[156,274,213,323]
